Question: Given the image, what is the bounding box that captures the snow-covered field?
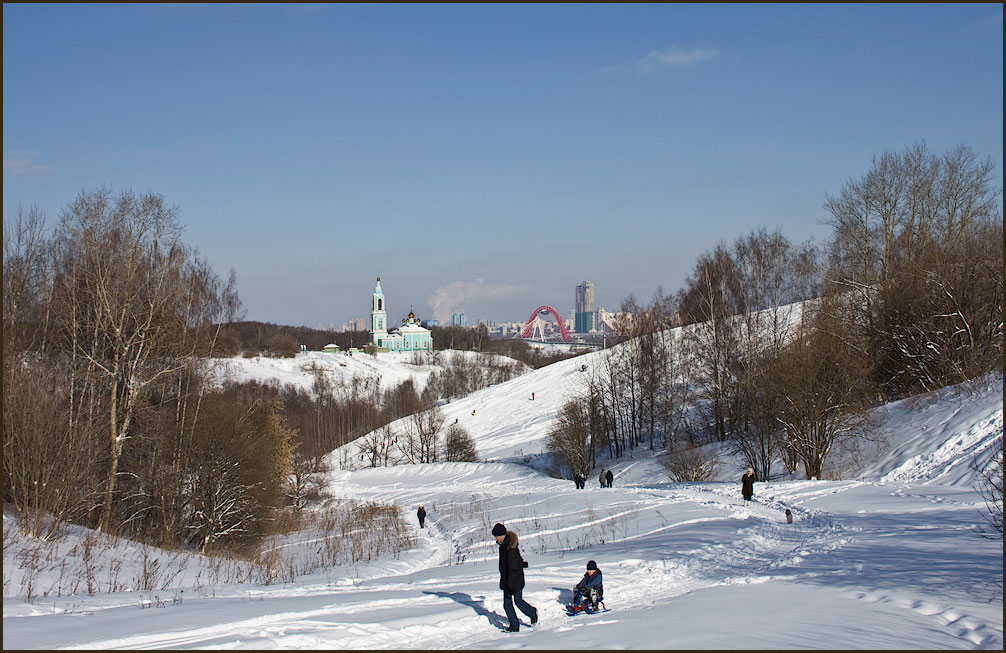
[3,348,1003,650]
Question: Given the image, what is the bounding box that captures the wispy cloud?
[604,45,719,75]
[427,278,529,324]
[3,151,55,175]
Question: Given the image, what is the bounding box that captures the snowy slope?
[3,339,1003,649]
[860,376,1003,487]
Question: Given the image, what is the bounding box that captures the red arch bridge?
[519,305,571,341]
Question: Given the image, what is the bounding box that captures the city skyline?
[4,4,1002,328]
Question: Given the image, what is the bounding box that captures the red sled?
[565,601,608,615]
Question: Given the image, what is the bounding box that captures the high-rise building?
[452,313,467,327]
[575,281,595,333]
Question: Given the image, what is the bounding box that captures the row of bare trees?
[549,142,1001,482]
[351,405,479,469]
[3,188,296,552]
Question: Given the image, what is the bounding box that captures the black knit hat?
[492,523,506,536]
[586,560,597,570]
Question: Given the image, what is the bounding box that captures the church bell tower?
[370,276,388,346]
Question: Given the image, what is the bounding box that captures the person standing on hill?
[741,468,756,505]
[492,523,538,632]
[605,469,614,488]
[417,505,427,528]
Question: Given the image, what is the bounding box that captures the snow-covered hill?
[205,349,528,399]
[3,340,1002,649]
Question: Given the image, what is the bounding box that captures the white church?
[369,277,433,352]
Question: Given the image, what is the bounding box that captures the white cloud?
[427,278,529,324]
[604,45,719,75]
[636,45,718,73]
[3,152,55,175]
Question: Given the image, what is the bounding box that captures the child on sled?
[568,560,604,613]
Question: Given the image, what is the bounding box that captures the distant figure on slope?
[472,410,476,416]
[417,505,426,528]
[599,469,606,488]
[605,469,614,488]
[531,392,535,401]
[492,522,538,632]
[741,468,756,505]
[785,508,793,524]
[568,560,604,613]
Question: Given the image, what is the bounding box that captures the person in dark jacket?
[492,522,538,632]
[571,560,604,611]
[417,505,426,528]
[741,468,756,505]
[605,469,614,488]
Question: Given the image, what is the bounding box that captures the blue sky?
[4,4,1002,328]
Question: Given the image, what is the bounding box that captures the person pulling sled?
[566,560,604,614]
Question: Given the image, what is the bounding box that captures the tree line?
[548,142,1002,484]
[3,188,291,551]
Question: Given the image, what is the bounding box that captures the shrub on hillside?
[443,424,479,462]
[659,444,722,482]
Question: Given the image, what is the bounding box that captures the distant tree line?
[548,142,1002,483]
[221,321,583,370]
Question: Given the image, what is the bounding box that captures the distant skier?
[785,508,793,524]
[605,469,614,488]
[568,560,604,613]
[741,468,756,505]
[417,505,426,528]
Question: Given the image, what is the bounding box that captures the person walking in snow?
[785,508,793,524]
[741,468,756,505]
[492,523,538,632]
[599,469,606,488]
[605,469,614,488]
[417,505,426,528]
[570,560,604,612]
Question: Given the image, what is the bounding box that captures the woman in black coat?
[492,522,538,632]
[741,468,756,505]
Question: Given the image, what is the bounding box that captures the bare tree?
[397,404,445,464]
[48,188,230,533]
[546,398,591,479]
[763,298,877,479]
[183,392,294,552]
[443,423,479,462]
[676,244,746,442]
[825,142,1002,395]
[659,443,722,482]
[973,443,1003,541]
[288,450,325,511]
[357,425,399,468]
